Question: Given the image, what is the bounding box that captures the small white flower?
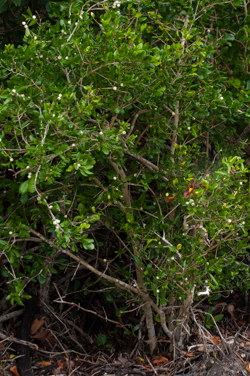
[187,126,191,130]
[79,130,83,134]
[156,276,159,279]
[76,163,81,169]
[57,55,62,59]
[24,25,28,29]
[228,219,232,223]
[220,96,224,100]
[242,222,245,225]
[12,89,16,93]
[113,86,117,90]
[172,112,175,116]
[191,202,195,206]
[10,158,13,162]
[52,114,55,117]
[49,205,53,209]
[0,138,1,142]
[207,29,210,33]
[32,15,36,19]
[122,131,126,135]
[9,231,13,235]
[156,289,160,293]
[99,131,103,135]
[113,177,117,180]
[34,36,37,40]
[26,166,30,169]
[240,182,243,185]
[55,219,60,223]
[28,172,32,179]
[72,144,75,147]
[115,187,118,191]
[120,83,124,86]
[192,117,195,120]
[186,201,189,205]
[108,195,111,200]
[68,20,71,24]
[75,22,78,26]
[22,21,26,25]
[64,215,67,218]
[154,108,157,110]
[171,257,174,260]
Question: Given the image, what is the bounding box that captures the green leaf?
[209,274,218,286]
[25,28,30,37]
[224,33,235,41]
[133,324,140,332]
[211,293,221,301]
[134,255,141,265]
[83,243,95,250]
[232,0,243,5]
[97,334,107,345]
[38,274,47,284]
[124,330,132,334]
[213,314,224,322]
[20,194,28,204]
[19,181,29,194]
[28,179,35,193]
[101,145,109,155]
[105,293,114,303]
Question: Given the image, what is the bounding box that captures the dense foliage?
[0,0,250,353]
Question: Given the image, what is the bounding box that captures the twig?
[0,332,38,350]
[232,326,244,352]
[0,309,24,323]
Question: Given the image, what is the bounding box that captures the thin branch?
[125,151,168,182]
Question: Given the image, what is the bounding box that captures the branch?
[27,230,174,342]
[108,157,131,207]
[125,151,168,182]
[126,109,150,139]
[28,229,159,309]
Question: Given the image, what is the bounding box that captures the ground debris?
[191,353,247,376]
